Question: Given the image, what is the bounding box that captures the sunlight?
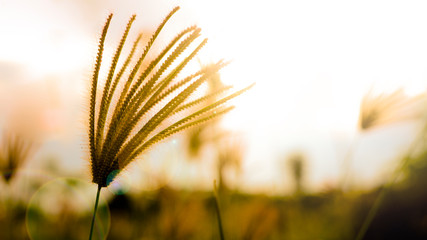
[1,2,427,238]
[0,1,92,78]
[184,1,427,121]
[180,0,427,193]
[1,0,426,195]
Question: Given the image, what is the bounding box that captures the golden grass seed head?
[88,7,251,187]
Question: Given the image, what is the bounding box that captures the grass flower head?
[87,8,251,239]
[0,133,33,183]
[88,6,251,188]
[88,7,251,239]
[359,89,422,131]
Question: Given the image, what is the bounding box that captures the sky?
[0,0,427,194]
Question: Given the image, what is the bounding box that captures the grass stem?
[355,127,424,240]
[89,185,102,240]
[355,186,386,240]
[213,180,225,240]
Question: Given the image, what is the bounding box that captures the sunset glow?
[0,0,426,194]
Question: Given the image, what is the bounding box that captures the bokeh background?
[1,0,427,239]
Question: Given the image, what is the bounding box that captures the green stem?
[89,185,102,240]
[213,181,225,240]
[355,128,424,240]
[214,198,225,240]
[355,186,387,240]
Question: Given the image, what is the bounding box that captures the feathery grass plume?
[186,127,205,158]
[354,89,426,240]
[344,89,421,187]
[217,136,244,192]
[87,7,252,239]
[184,65,232,159]
[358,89,422,131]
[286,152,306,196]
[0,133,33,183]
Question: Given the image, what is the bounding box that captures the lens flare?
[107,170,131,195]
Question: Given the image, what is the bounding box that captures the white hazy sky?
[0,0,426,194]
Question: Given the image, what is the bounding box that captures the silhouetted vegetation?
[1,2,427,240]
